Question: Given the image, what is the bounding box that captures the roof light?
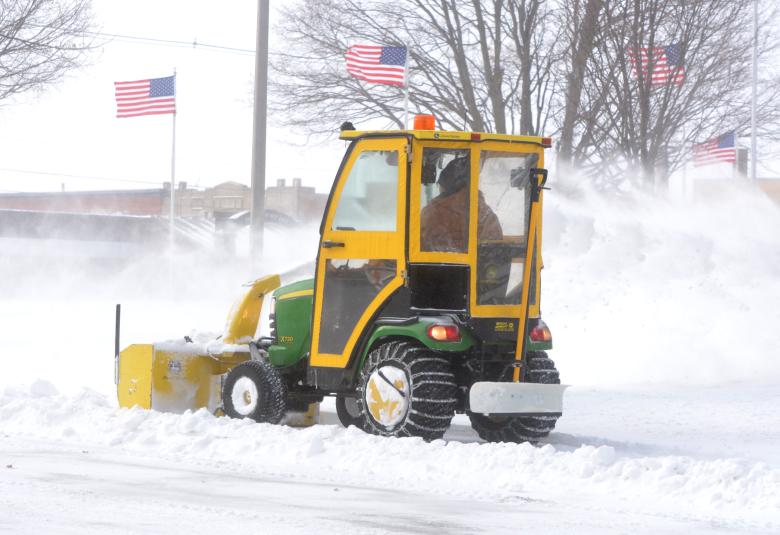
[529,320,552,343]
[427,324,461,342]
[414,114,436,130]
[541,137,553,148]
[470,133,481,141]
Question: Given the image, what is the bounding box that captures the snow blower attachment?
[117,116,566,442]
[117,275,279,414]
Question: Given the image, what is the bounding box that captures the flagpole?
[750,0,758,181]
[170,69,177,248]
[403,45,410,129]
[682,125,688,201]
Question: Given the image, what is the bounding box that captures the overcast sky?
[0,0,346,195]
[1,0,775,197]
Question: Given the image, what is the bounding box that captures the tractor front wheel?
[468,350,561,443]
[222,360,287,424]
[358,341,457,441]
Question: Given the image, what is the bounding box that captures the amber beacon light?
[414,114,436,130]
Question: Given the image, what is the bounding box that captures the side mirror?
[510,153,539,188]
[421,152,440,184]
[530,168,548,202]
[421,163,437,184]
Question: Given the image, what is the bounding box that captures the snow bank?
[542,185,780,386]
[1,386,778,526]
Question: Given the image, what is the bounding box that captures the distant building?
[264,178,327,223]
[756,180,780,205]
[0,188,164,215]
[0,179,327,223]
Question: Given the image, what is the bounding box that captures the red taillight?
[427,324,461,342]
[529,321,552,342]
[541,136,553,148]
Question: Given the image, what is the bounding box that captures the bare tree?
[562,0,780,188]
[270,0,557,135]
[0,0,94,105]
[556,0,604,169]
[272,0,779,189]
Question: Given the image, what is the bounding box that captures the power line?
[12,22,258,56]
[0,167,166,187]
[87,30,256,56]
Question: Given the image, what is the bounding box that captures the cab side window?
[332,150,398,231]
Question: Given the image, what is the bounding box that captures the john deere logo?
[495,321,515,332]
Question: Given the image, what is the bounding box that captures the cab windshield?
[419,148,470,253]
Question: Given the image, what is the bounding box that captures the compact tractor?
[117,115,566,443]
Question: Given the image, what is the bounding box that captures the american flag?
[692,131,737,166]
[345,45,406,87]
[115,75,176,118]
[628,43,685,86]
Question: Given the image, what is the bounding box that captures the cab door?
[310,137,408,368]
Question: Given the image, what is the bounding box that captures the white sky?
[0,0,345,195]
[0,0,775,196]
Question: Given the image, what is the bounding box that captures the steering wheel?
[364,261,396,288]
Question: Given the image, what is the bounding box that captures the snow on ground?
[1,384,778,534]
[1,186,779,533]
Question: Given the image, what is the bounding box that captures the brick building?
[0,188,164,215]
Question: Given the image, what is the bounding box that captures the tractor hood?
[272,278,314,300]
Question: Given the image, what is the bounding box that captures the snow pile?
[3,185,777,392]
[542,185,780,386]
[1,384,778,526]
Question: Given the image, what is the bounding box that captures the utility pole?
[251,0,270,260]
[750,0,758,181]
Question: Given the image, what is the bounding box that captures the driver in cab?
[420,156,502,252]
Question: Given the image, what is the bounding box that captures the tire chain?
[223,360,288,424]
[358,341,457,441]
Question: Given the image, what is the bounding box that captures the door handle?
[322,240,345,248]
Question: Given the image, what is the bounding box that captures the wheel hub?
[231,377,259,416]
[365,366,409,428]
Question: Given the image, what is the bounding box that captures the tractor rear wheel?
[468,350,561,443]
[335,396,362,428]
[222,360,287,424]
[358,341,457,441]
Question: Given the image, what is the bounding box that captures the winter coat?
[420,188,502,252]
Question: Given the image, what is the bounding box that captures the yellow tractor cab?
[117,115,565,443]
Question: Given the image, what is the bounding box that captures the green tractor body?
[268,277,552,373]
